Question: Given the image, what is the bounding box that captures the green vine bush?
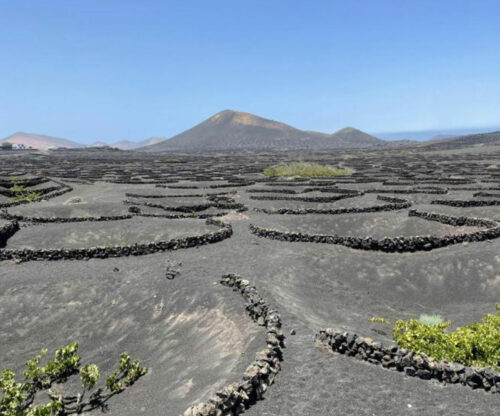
[393,305,500,370]
[0,343,147,415]
[263,162,353,178]
[9,179,41,203]
[368,317,391,325]
[417,314,443,326]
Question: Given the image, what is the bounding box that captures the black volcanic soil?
[0,145,499,415]
[254,211,481,238]
[6,217,217,249]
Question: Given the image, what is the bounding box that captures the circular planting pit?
[253,211,482,240]
[417,203,500,221]
[5,217,218,250]
[0,262,264,415]
[247,192,385,211]
[250,210,500,252]
[7,201,130,218]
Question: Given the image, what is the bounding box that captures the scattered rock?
[64,196,83,205]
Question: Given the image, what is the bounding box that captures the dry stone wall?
[0,211,133,223]
[316,330,500,393]
[250,210,500,252]
[0,220,19,248]
[254,195,411,215]
[431,199,500,207]
[0,180,73,208]
[249,192,363,203]
[184,273,284,416]
[0,218,231,262]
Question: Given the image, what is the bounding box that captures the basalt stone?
[316,329,500,394]
[465,368,483,389]
[249,209,500,252]
[0,219,232,262]
[185,274,284,415]
[0,220,19,247]
[415,369,432,380]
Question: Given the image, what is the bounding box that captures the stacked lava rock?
[316,329,499,393]
[184,273,285,416]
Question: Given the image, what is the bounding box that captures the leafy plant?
[79,364,100,390]
[369,317,391,325]
[263,162,353,178]
[24,343,80,388]
[9,180,41,202]
[0,343,147,415]
[418,314,443,325]
[393,305,500,370]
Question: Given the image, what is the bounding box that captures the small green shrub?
[24,342,80,388]
[418,314,443,325]
[9,181,41,202]
[369,317,391,325]
[0,343,147,415]
[393,305,500,370]
[79,364,100,390]
[263,162,353,178]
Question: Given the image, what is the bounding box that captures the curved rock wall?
[431,199,500,207]
[124,199,247,213]
[184,273,284,416]
[254,198,411,215]
[366,188,448,194]
[316,330,499,393]
[0,218,231,262]
[0,220,19,248]
[250,210,500,252]
[0,212,133,223]
[0,177,48,188]
[249,192,363,203]
[0,180,73,208]
[408,209,497,227]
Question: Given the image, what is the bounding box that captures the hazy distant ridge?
[0,132,82,150]
[421,130,500,150]
[0,132,166,150]
[2,113,499,151]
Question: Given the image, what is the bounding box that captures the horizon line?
[2,122,500,145]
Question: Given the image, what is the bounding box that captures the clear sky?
[1,0,499,143]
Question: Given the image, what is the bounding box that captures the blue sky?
[1,0,499,143]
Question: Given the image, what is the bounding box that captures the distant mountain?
[139,110,383,152]
[112,136,166,150]
[378,126,500,142]
[429,134,457,141]
[421,130,500,150]
[0,132,82,150]
[328,127,382,147]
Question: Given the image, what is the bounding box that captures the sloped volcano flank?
[140,110,383,151]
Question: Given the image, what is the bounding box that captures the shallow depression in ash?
[254,211,481,239]
[0,261,263,415]
[5,217,217,249]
